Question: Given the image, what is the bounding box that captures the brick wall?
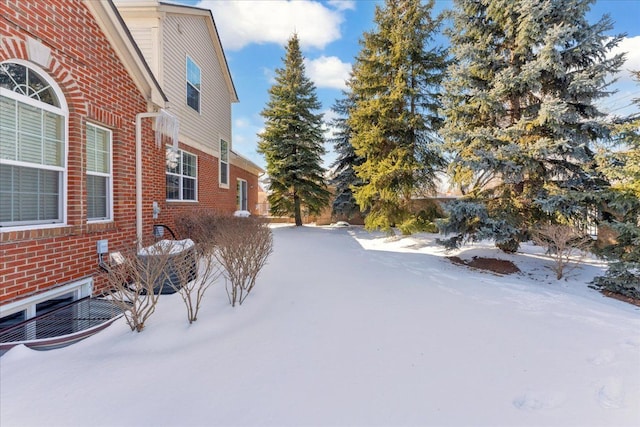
[0,0,161,303]
[0,0,261,306]
[163,143,260,237]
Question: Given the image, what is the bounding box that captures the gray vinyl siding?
[129,27,154,70]
[162,14,232,156]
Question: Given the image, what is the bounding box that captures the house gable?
[159,2,238,104]
[115,1,237,156]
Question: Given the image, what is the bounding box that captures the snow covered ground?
[1,225,639,427]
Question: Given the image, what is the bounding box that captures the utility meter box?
[97,239,109,254]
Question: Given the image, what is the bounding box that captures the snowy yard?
[1,225,639,427]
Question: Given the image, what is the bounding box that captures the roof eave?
[231,150,265,175]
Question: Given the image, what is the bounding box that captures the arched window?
[0,61,67,228]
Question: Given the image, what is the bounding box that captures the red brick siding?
[0,0,161,303]
[0,1,260,305]
[163,143,260,236]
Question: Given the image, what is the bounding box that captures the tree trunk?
[294,193,302,226]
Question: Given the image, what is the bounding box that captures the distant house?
[113,0,263,219]
[0,0,261,330]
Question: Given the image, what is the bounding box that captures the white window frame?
[237,178,248,211]
[166,148,198,202]
[219,138,229,188]
[186,56,201,113]
[0,59,68,232]
[86,123,113,222]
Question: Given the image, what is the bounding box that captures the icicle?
[155,109,180,169]
[154,109,179,151]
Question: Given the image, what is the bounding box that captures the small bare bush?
[532,224,593,280]
[173,238,222,324]
[214,216,273,306]
[103,241,176,332]
[174,209,221,246]
[178,255,221,323]
[173,210,226,322]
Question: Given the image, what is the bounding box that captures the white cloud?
[327,0,356,11]
[322,108,340,124]
[610,35,640,82]
[233,134,265,169]
[305,56,351,90]
[322,108,341,140]
[261,67,276,84]
[599,35,640,116]
[198,0,346,51]
[234,117,251,129]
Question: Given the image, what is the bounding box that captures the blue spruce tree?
[440,0,625,252]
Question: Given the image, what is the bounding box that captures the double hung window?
[86,124,112,221]
[166,148,197,201]
[186,57,201,112]
[0,61,66,228]
[219,139,229,187]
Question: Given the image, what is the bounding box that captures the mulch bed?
[447,256,521,275]
[447,256,640,307]
[601,290,640,308]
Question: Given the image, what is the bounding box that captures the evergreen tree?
[347,0,447,232]
[328,91,364,219]
[440,0,625,252]
[258,34,331,226]
[592,71,640,298]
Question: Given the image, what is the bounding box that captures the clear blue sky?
[172,0,640,170]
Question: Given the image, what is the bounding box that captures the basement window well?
[0,278,125,354]
[0,279,92,327]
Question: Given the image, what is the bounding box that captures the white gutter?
[135,110,179,250]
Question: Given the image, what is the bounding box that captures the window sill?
[166,199,199,204]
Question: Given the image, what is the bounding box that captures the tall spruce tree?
[328,91,364,220]
[440,0,625,252]
[347,0,447,232]
[258,34,330,226]
[592,71,640,298]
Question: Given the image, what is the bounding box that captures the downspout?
[135,110,179,250]
[135,112,160,250]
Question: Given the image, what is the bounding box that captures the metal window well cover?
[0,297,126,352]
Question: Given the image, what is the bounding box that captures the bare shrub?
[173,238,223,324]
[532,224,593,280]
[214,216,273,306]
[178,255,221,323]
[173,210,226,322]
[174,209,221,245]
[103,241,176,332]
